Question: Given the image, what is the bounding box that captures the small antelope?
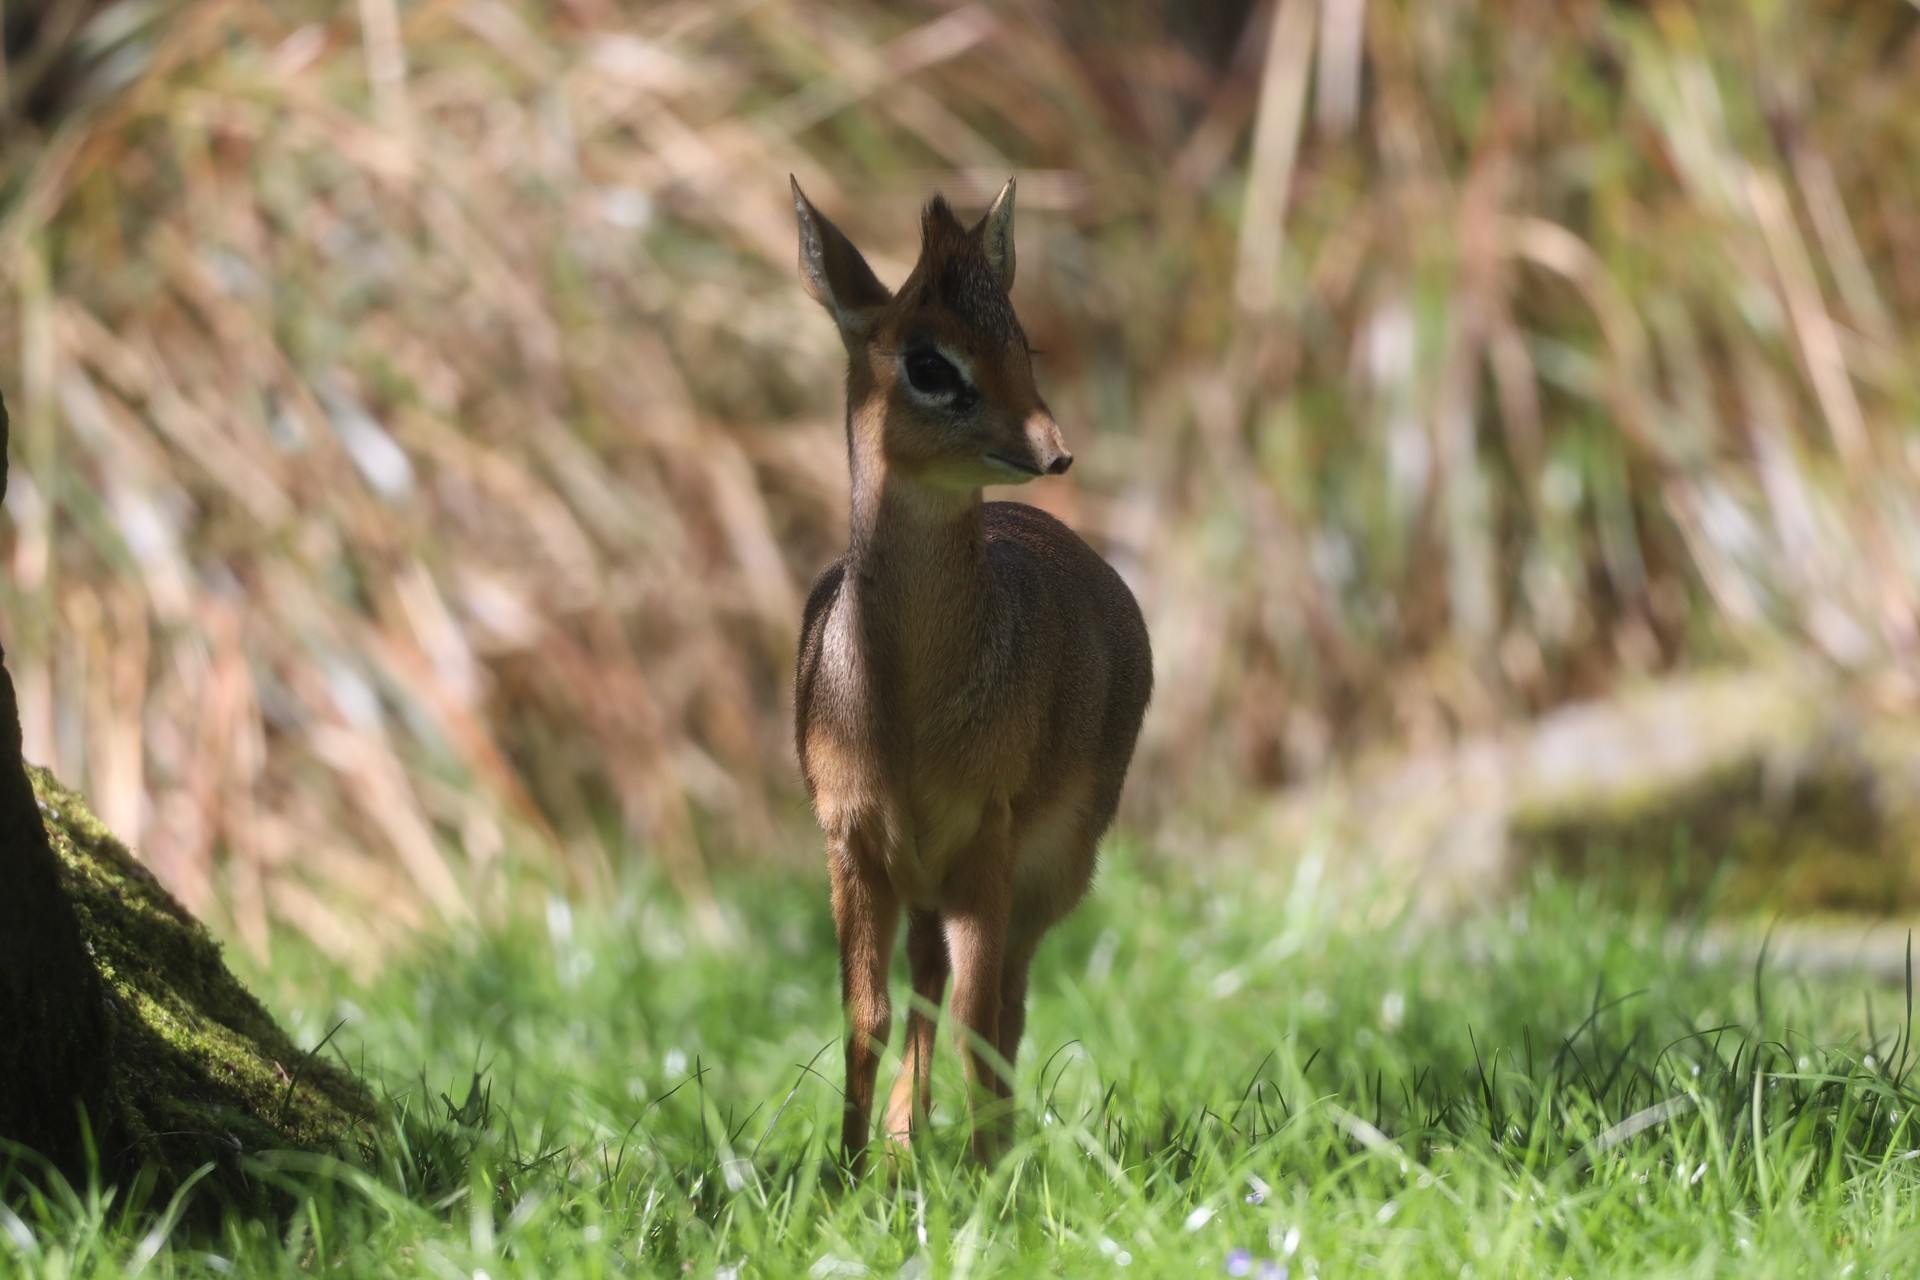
[790,175,1152,1167]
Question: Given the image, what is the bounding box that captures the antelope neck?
[843,430,993,673]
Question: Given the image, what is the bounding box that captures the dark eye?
[904,348,963,396]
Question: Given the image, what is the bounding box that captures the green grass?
[7,848,1920,1278]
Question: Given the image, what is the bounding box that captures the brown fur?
[790,177,1152,1168]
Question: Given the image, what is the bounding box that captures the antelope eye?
[903,348,963,396]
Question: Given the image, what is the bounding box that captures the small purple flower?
[1256,1264,1288,1280]
[1226,1249,1254,1277]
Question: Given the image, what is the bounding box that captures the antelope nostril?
[1048,453,1073,475]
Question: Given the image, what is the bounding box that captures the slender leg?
[884,908,948,1145]
[830,838,898,1173]
[944,817,1014,1163]
[995,926,1042,1082]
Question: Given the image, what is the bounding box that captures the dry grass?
[2,0,1917,954]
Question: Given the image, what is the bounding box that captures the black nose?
[1047,453,1073,475]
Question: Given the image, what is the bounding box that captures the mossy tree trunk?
[0,389,115,1177]
[1,389,373,1192]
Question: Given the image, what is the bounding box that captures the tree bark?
[0,387,115,1177]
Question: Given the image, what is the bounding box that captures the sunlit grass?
[7,849,1920,1277]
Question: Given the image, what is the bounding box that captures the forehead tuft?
[920,194,966,245]
[931,254,1022,346]
[911,194,1022,347]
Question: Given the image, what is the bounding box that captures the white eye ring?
[899,344,976,403]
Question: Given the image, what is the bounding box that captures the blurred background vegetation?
[2,0,1917,960]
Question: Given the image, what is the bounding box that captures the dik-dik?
[790,176,1152,1168]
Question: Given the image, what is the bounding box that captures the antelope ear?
[791,176,891,338]
[976,176,1016,292]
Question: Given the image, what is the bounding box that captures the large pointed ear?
[790,176,891,338]
[975,176,1015,292]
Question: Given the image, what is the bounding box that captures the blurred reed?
[1,0,1915,955]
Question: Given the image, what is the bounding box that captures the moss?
[26,766,374,1184]
[1512,726,1920,917]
